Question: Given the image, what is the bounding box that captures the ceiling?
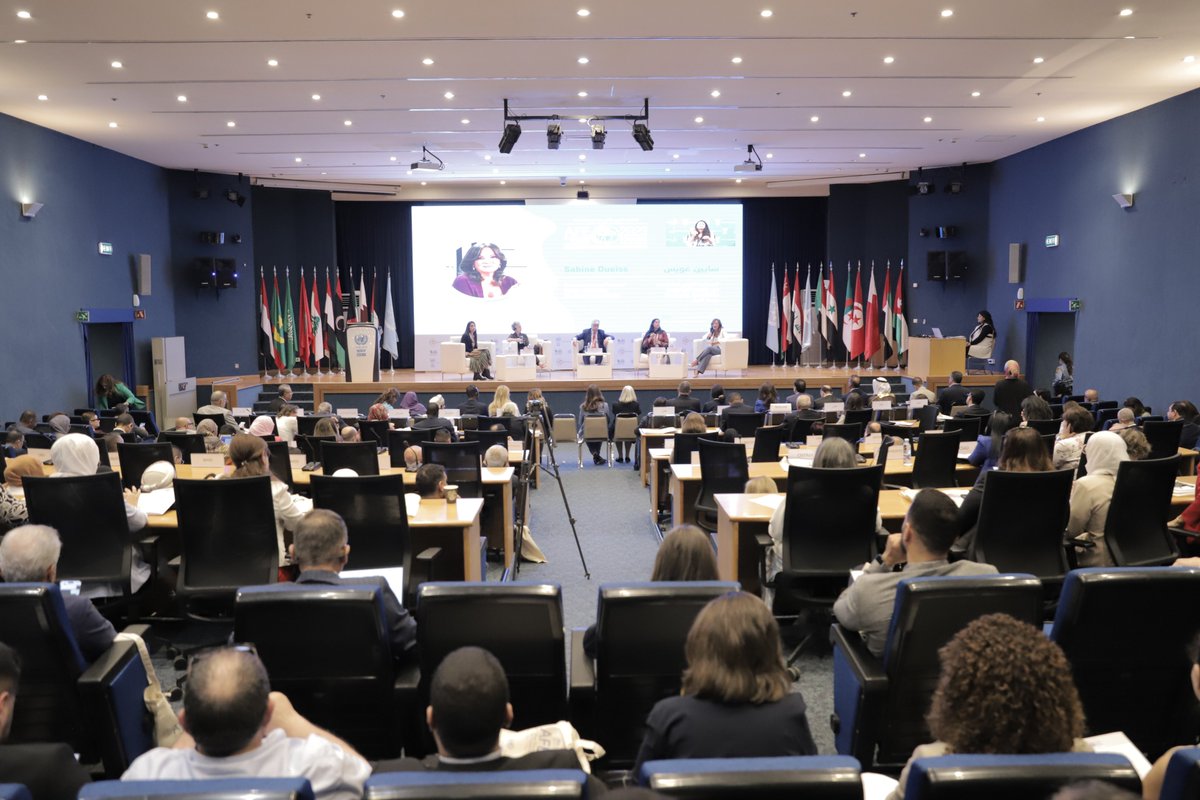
[1,0,1198,198]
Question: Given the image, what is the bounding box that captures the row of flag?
[766,261,909,362]
[257,266,400,372]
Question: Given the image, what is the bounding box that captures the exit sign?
[134,309,146,320]
[75,310,90,322]
[97,242,113,256]
[1044,234,1060,248]
[1069,298,1081,311]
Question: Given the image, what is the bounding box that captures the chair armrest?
[568,628,597,741]
[569,627,595,693]
[119,624,151,639]
[830,623,888,767]
[78,637,155,777]
[883,482,906,491]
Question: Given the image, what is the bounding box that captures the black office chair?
[234,584,405,759]
[81,778,315,800]
[1049,403,1065,419]
[1145,420,1185,460]
[569,581,739,767]
[480,415,527,440]
[724,412,765,439]
[1095,407,1120,430]
[423,441,483,498]
[364,771,585,800]
[23,473,134,599]
[940,416,982,440]
[1100,456,1179,566]
[830,574,1043,771]
[821,422,863,447]
[910,430,961,488]
[128,410,159,437]
[694,438,750,532]
[23,433,53,449]
[387,429,426,469]
[410,582,566,753]
[319,441,381,476]
[0,584,154,777]
[173,476,278,619]
[902,753,1140,799]
[638,756,863,799]
[1040,433,1056,457]
[750,425,787,463]
[968,469,1074,594]
[1025,418,1060,435]
[157,431,206,463]
[1050,566,1200,760]
[192,412,227,429]
[465,428,510,454]
[115,442,174,489]
[297,414,335,437]
[842,408,873,428]
[297,434,335,462]
[784,417,817,444]
[670,432,707,466]
[360,420,391,446]
[914,405,940,431]
[266,440,294,489]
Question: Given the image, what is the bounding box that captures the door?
[1027,312,1076,391]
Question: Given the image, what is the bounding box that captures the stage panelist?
[691,318,726,376]
[641,318,671,362]
[507,321,545,367]
[452,242,516,298]
[576,319,609,365]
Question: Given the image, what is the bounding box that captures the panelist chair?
[571,335,614,368]
[438,341,471,380]
[319,440,381,476]
[690,336,749,376]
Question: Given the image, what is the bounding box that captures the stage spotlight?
[631,122,654,151]
[547,123,562,150]
[916,181,934,195]
[224,190,246,207]
[946,180,963,194]
[590,123,606,150]
[498,122,522,154]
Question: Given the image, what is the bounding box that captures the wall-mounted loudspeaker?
[1008,243,1024,284]
[136,253,152,296]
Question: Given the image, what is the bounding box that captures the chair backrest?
[173,476,278,603]
[266,440,293,489]
[480,415,525,437]
[1050,566,1200,758]
[387,428,425,468]
[1162,747,1200,800]
[319,441,381,476]
[1095,407,1119,430]
[234,584,399,759]
[969,469,1074,581]
[1104,456,1180,566]
[192,412,227,429]
[364,771,585,800]
[423,441,483,498]
[843,408,873,427]
[1025,418,1060,435]
[0,786,30,800]
[821,422,863,446]
[157,431,206,463]
[780,465,884,575]
[914,405,940,431]
[581,415,609,440]
[911,430,961,489]
[310,474,411,571]
[593,581,740,764]
[360,420,391,445]
[725,411,765,439]
[23,432,53,449]
[464,428,509,454]
[868,575,1043,765]
[23,472,131,587]
[1144,420,1185,459]
[551,415,577,443]
[785,417,816,443]
[638,756,863,799]
[613,414,640,442]
[1049,403,1064,419]
[940,416,981,439]
[296,414,335,437]
[903,753,1140,799]
[297,433,335,462]
[671,432,707,465]
[696,438,751,515]
[416,582,566,730]
[750,425,787,463]
[81,778,315,800]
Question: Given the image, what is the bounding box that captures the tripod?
[505,403,590,581]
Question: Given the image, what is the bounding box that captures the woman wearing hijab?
[398,391,427,417]
[641,318,670,357]
[0,454,43,525]
[1066,431,1129,567]
[47,414,72,439]
[49,433,150,593]
[248,415,278,440]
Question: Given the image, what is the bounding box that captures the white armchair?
[572,335,614,379]
[571,336,614,367]
[439,341,469,379]
[690,336,750,376]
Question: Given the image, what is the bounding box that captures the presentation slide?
[410,203,744,336]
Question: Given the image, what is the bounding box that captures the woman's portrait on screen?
[452,242,518,299]
[686,219,716,247]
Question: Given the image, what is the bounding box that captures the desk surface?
[148,497,484,530]
[668,455,974,480]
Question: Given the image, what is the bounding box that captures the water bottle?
[903,437,912,465]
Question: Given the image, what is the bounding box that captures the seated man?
[412,402,458,441]
[4,431,26,458]
[196,390,239,430]
[415,463,447,500]
[718,392,758,432]
[268,384,293,413]
[291,510,416,662]
[458,384,486,416]
[82,412,103,434]
[375,646,602,792]
[0,525,116,663]
[171,416,195,432]
[815,384,834,409]
[340,426,361,443]
[114,413,152,443]
[403,445,422,472]
[909,376,937,404]
[483,444,509,469]
[783,378,808,408]
[833,489,997,658]
[575,319,607,365]
[122,646,370,800]
[954,390,990,418]
[0,641,93,799]
[668,381,703,415]
[8,411,38,437]
[1083,388,1100,405]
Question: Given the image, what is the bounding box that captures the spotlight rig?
[499,98,654,152]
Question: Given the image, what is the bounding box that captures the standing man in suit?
[937,371,969,416]
[575,320,608,365]
[992,360,1034,418]
[291,510,416,663]
[668,381,703,415]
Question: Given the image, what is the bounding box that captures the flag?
[894,263,909,356]
[325,268,343,368]
[357,269,369,325]
[780,266,792,357]
[382,269,399,361]
[297,269,311,369]
[333,270,347,367]
[864,265,880,361]
[882,262,895,361]
[800,266,813,352]
[260,269,282,370]
[271,269,286,370]
[841,262,855,357]
[850,264,865,359]
[820,263,838,344]
[790,265,803,346]
[310,268,324,370]
[765,266,780,356]
[282,268,297,370]
[370,268,380,328]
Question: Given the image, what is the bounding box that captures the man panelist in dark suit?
[937,371,969,416]
[575,319,608,365]
[291,510,417,663]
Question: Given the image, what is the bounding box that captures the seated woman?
[1020,394,1053,425]
[1053,403,1095,471]
[275,404,299,444]
[488,385,520,417]
[1066,431,1128,567]
[745,476,777,495]
[367,402,393,429]
[754,383,777,414]
[612,386,642,464]
[224,434,313,576]
[634,591,816,770]
[966,412,1014,473]
[577,384,612,466]
[461,320,494,380]
[955,427,1053,552]
[374,388,400,411]
[195,418,224,453]
[0,454,42,526]
[313,416,341,441]
[690,318,725,376]
[886,613,1087,800]
[641,318,670,360]
[248,415,277,440]
[398,391,426,417]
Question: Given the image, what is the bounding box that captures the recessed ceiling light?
[421,181,427,186]
[577,56,589,64]
[1032,57,1044,64]
[421,58,434,65]
[766,152,773,158]
[672,153,680,159]
[492,168,499,174]
[923,116,933,122]
[1184,55,1196,63]
[810,115,820,122]
[694,116,704,123]
[443,91,455,99]
[735,178,743,183]
[16,10,31,19]
[710,89,721,98]
[311,94,321,101]
[226,120,236,127]
[971,90,981,97]
[321,172,327,176]
[1124,35,1135,39]
[37,94,47,101]
[344,119,353,126]
[579,167,586,173]
[294,157,302,163]
[111,61,123,69]
[940,8,954,17]
[883,56,895,64]
[731,56,743,64]
[390,156,397,161]
[842,90,852,97]
[391,9,405,18]
[484,154,492,160]
[858,153,867,158]
[578,154,587,161]
[1036,116,1046,122]
[665,167,671,172]
[1118,8,1133,16]
[460,118,470,124]
[13,40,27,44]
[577,91,588,97]
[579,180,585,185]
[500,180,506,185]
[205,10,219,20]
[577,8,590,16]
[760,9,773,18]
[177,95,187,102]
[108,121,118,128]
[267,58,279,67]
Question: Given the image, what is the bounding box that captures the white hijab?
[1084,431,1128,477]
[50,433,101,476]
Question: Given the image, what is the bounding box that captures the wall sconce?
[20,200,43,219]
[1112,192,1134,209]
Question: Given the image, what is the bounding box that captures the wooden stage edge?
[198,366,1003,399]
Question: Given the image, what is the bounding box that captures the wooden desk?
[638,426,721,486]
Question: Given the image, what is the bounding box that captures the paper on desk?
[958,442,976,459]
[1084,731,1152,778]
[137,488,176,516]
[779,457,814,470]
[751,494,786,511]
[340,567,405,606]
[1174,482,1195,497]
[404,493,420,517]
[861,772,899,800]
[901,487,971,507]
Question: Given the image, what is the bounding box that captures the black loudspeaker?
[948,251,968,280]
[195,257,216,288]
[215,258,238,288]
[926,250,947,281]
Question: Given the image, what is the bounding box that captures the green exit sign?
[1045,234,1060,248]
[1069,298,1081,311]
[75,310,90,322]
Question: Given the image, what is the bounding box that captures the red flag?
[850,266,865,359]
[297,269,312,368]
[864,266,880,360]
[260,270,282,370]
[781,266,792,356]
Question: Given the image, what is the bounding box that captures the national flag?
[333,270,347,366]
[282,268,297,370]
[324,268,336,367]
[357,269,369,325]
[297,269,311,369]
[310,268,324,370]
[260,269,282,370]
[790,265,804,347]
[800,266,813,352]
[882,262,895,361]
[780,266,792,356]
[820,263,838,344]
[370,268,380,328]
[850,264,865,359]
[894,263,909,356]
[271,269,286,370]
[864,265,880,361]
[765,265,780,356]
[841,262,855,357]
[382,269,399,361]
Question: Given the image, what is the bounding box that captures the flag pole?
[257,267,266,379]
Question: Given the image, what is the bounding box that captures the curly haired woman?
[887,612,1089,799]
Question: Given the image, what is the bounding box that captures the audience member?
[838,390,868,424]
[783,394,824,431]
[578,385,613,465]
[1108,407,1136,432]
[225,434,312,570]
[171,416,195,432]
[291,510,416,661]
[415,463,447,500]
[816,384,834,409]
[398,392,427,417]
[886,613,1087,800]
[1065,431,1128,567]
[195,390,238,430]
[1123,396,1148,419]
[483,445,509,469]
[459,384,486,416]
[965,412,1014,473]
[46,414,71,439]
[340,426,361,443]
[1083,388,1100,405]
[783,379,808,408]
[955,427,1053,551]
[870,378,895,406]
[313,417,340,439]
[275,405,299,444]
[845,375,864,399]
[316,401,334,415]
[0,525,116,662]
[267,384,293,413]
[1141,631,1200,800]
[101,432,123,454]
[122,646,370,800]
[1118,427,1150,461]
[4,431,26,458]
[744,476,777,494]
[719,392,757,432]
[1054,403,1095,471]
[993,360,1034,418]
[1168,401,1200,450]
[412,402,457,442]
[954,390,990,418]
[612,386,642,463]
[196,419,223,453]
[432,428,452,443]
[702,384,725,414]
[248,415,277,440]
[114,413,151,443]
[81,412,102,434]
[679,412,706,434]
[8,411,37,437]
[833,490,997,658]
[403,445,422,472]
[634,591,816,770]
[754,383,777,413]
[909,377,936,405]
[669,381,703,415]
[488,385,520,417]
[95,374,145,410]
[937,372,968,416]
[0,454,41,525]
[0,641,93,798]
[1021,394,1053,424]
[1054,782,1140,800]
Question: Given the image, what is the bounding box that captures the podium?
[345,323,380,382]
[907,337,966,379]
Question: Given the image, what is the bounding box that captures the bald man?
[992,359,1033,418]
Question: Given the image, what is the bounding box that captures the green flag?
[271,271,286,370]
[283,269,297,369]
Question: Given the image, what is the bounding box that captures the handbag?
[499,720,605,773]
[114,632,184,747]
